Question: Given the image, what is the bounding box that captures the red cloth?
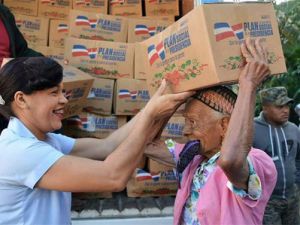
[0,18,11,66]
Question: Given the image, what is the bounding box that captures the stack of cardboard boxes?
[4,0,286,198]
[4,0,182,197]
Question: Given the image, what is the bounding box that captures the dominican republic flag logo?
[15,20,22,28]
[72,45,98,59]
[135,25,156,36]
[147,42,165,66]
[118,90,138,99]
[72,45,88,57]
[110,0,124,6]
[75,16,97,28]
[148,0,157,3]
[57,24,68,32]
[75,0,91,5]
[214,22,244,42]
[136,169,160,182]
[88,48,98,59]
[66,116,88,128]
[41,0,55,4]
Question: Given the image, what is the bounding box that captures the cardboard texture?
[148,158,174,173]
[49,19,69,48]
[182,0,194,16]
[127,17,172,43]
[64,37,134,79]
[14,14,49,46]
[109,0,142,17]
[126,168,177,197]
[63,113,127,138]
[114,78,150,115]
[59,61,94,118]
[4,0,38,16]
[38,0,71,19]
[68,9,128,42]
[30,45,65,61]
[72,0,108,14]
[161,116,186,142]
[145,0,179,17]
[134,42,147,79]
[139,3,287,94]
[84,77,114,115]
[144,15,175,23]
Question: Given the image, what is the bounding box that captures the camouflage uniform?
[253,87,300,225]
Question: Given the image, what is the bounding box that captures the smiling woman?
[0,57,194,225]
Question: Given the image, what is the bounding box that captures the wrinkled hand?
[239,38,270,89]
[143,79,194,120]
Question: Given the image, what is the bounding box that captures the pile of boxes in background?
[3,0,286,198]
[4,0,186,198]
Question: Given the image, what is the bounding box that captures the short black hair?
[0,57,63,129]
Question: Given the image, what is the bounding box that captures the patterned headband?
[193,86,237,115]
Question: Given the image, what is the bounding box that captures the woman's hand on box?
[143,79,195,120]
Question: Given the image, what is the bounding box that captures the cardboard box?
[63,113,127,138]
[126,168,177,197]
[145,0,179,17]
[72,0,108,14]
[30,45,65,61]
[59,61,94,118]
[114,78,150,115]
[14,14,49,46]
[49,19,69,48]
[64,37,134,79]
[109,0,142,17]
[144,15,175,23]
[127,17,172,43]
[84,77,114,115]
[139,3,286,94]
[134,42,147,79]
[182,0,194,16]
[68,9,128,42]
[148,158,174,173]
[161,116,187,143]
[4,0,38,16]
[38,0,71,19]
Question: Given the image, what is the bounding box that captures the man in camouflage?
[253,86,300,225]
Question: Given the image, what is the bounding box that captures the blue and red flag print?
[110,0,124,6]
[135,25,156,36]
[118,90,138,99]
[118,89,131,99]
[88,48,98,59]
[72,45,89,57]
[136,169,160,182]
[57,23,68,32]
[147,41,165,65]
[75,16,97,28]
[214,22,244,41]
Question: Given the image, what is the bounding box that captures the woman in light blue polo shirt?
[0,57,193,225]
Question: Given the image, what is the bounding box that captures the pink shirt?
[173,146,277,225]
[0,18,11,66]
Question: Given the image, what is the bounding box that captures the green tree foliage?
[255,0,300,125]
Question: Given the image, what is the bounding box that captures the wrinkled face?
[263,104,290,126]
[183,99,228,158]
[15,82,68,138]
